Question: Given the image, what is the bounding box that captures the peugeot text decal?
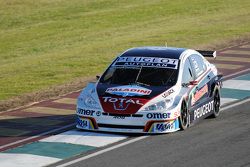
[194,100,214,120]
[113,57,179,69]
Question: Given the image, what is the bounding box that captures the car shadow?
[0,114,75,147]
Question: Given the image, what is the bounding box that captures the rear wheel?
[179,101,188,130]
[211,90,220,118]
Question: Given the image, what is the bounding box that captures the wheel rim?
[181,103,188,126]
[214,92,220,114]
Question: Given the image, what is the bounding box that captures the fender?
[210,74,223,97]
[215,74,223,88]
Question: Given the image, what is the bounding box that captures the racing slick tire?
[211,90,220,118]
[179,101,188,130]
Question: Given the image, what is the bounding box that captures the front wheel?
[179,101,188,130]
[211,90,220,118]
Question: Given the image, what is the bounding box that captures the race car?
[76,47,223,133]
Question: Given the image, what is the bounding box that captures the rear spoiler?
[196,50,216,58]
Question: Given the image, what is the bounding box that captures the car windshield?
[100,66,178,86]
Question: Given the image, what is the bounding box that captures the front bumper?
[76,114,180,134]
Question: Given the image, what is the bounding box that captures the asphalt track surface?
[51,99,250,167]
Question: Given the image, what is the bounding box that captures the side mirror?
[189,80,198,85]
[96,75,100,80]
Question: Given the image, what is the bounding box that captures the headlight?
[142,98,173,111]
[78,95,101,109]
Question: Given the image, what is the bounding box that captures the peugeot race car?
[76,47,222,133]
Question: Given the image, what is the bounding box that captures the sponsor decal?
[77,117,89,128]
[113,57,179,69]
[173,111,179,118]
[147,119,179,132]
[191,94,195,106]
[100,96,148,114]
[96,111,102,116]
[191,84,208,105]
[162,89,174,98]
[191,57,201,75]
[77,108,101,117]
[106,85,151,97]
[146,113,171,119]
[194,100,214,120]
[77,117,96,130]
[102,96,143,111]
[154,121,175,132]
[113,116,125,119]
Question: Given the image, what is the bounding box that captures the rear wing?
[196,50,216,58]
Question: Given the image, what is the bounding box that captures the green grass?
[0,0,250,100]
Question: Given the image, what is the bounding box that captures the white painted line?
[55,98,250,167]
[223,80,250,91]
[40,130,127,147]
[0,153,61,167]
[221,98,238,105]
[220,97,250,111]
[0,123,75,150]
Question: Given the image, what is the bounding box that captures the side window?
[182,59,194,83]
[190,54,207,78]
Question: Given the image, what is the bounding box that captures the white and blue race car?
[76,47,222,133]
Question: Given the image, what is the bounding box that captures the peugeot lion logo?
[114,100,129,111]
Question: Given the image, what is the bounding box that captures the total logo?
[102,96,143,111]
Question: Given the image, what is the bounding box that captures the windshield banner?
[113,57,179,69]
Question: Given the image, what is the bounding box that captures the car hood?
[96,83,171,114]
